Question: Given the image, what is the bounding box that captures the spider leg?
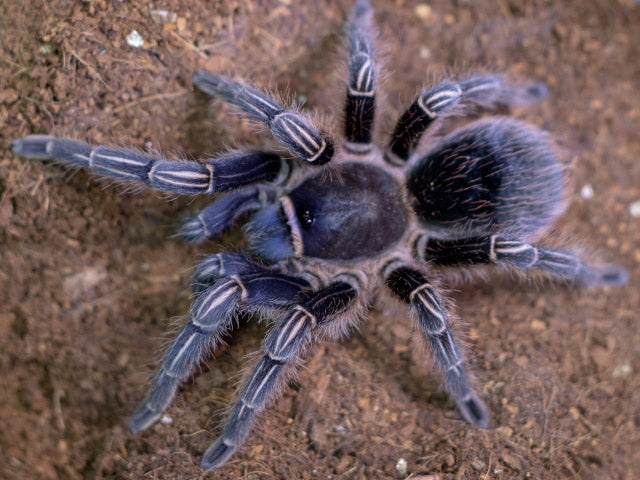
[385,265,489,428]
[192,252,264,294]
[201,279,358,470]
[11,135,284,195]
[343,0,377,154]
[385,74,549,165]
[128,267,310,434]
[179,184,278,243]
[423,236,628,287]
[193,71,335,165]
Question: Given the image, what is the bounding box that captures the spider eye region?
[300,209,315,228]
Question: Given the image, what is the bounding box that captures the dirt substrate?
[1,1,639,479]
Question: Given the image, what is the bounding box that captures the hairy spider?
[11,0,627,471]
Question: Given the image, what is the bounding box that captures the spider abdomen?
[407,118,564,238]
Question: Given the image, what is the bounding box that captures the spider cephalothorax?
[11,0,626,470]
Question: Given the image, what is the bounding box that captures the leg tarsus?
[456,392,489,428]
[459,74,548,109]
[201,436,237,470]
[128,374,179,434]
[575,262,628,287]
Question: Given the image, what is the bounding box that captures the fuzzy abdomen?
[407,118,564,239]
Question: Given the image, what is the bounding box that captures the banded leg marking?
[11,135,282,194]
[193,253,264,294]
[179,185,276,243]
[129,270,310,435]
[201,279,358,470]
[385,266,489,428]
[344,0,376,153]
[424,236,628,287]
[385,74,549,164]
[193,71,334,165]
[386,82,462,164]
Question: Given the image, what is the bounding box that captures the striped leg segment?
[128,270,310,435]
[201,280,358,470]
[11,135,283,194]
[193,253,264,293]
[343,0,376,154]
[385,74,549,165]
[193,71,335,165]
[423,236,628,287]
[385,266,489,428]
[386,81,462,164]
[179,185,277,243]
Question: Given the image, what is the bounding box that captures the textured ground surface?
[1,0,639,479]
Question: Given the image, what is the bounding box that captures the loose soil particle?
[1,1,639,479]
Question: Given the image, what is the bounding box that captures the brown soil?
[1,1,639,479]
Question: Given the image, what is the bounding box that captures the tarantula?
[12,0,626,470]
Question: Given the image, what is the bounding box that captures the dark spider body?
[409,118,564,237]
[11,0,626,471]
[249,162,409,261]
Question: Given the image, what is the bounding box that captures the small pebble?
[126,30,145,48]
[150,9,177,24]
[612,363,631,378]
[530,319,547,331]
[580,184,594,199]
[629,200,640,217]
[160,415,173,425]
[419,46,432,59]
[395,457,408,475]
[333,425,346,434]
[415,4,433,21]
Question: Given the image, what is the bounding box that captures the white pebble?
[150,9,177,24]
[396,458,408,475]
[612,363,631,378]
[415,4,433,21]
[160,415,173,425]
[126,30,145,48]
[419,46,432,59]
[580,184,594,199]
[333,425,346,434]
[629,200,640,218]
